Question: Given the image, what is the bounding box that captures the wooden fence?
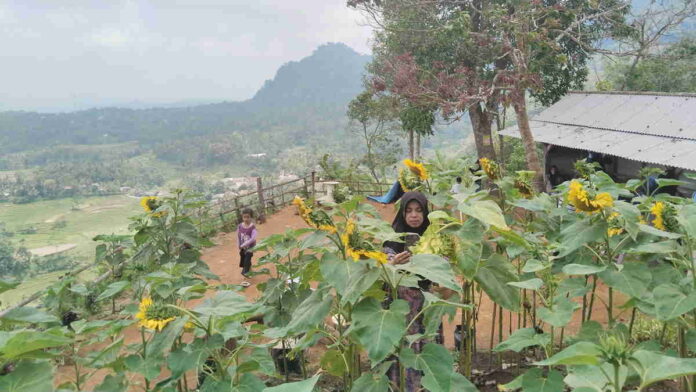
[197,173,392,230]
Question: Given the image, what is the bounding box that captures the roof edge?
[568,90,696,98]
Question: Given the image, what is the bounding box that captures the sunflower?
[403,159,429,181]
[140,196,165,217]
[606,212,624,237]
[650,202,665,231]
[292,196,336,234]
[479,158,500,180]
[566,180,613,213]
[340,219,387,264]
[514,171,536,199]
[135,297,176,332]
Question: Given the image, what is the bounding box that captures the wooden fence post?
[256,177,267,223]
[311,171,316,199]
[234,197,242,224]
[303,176,309,198]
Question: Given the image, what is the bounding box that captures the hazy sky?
[0,0,373,112]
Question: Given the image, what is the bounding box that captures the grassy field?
[0,195,141,261]
[0,195,140,307]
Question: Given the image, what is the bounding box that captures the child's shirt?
[237,223,257,250]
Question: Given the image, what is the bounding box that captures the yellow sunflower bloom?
[403,159,429,180]
[607,228,624,237]
[135,297,176,332]
[566,180,613,213]
[140,196,158,213]
[360,250,389,265]
[140,196,166,217]
[292,196,336,234]
[650,202,665,231]
[340,220,385,264]
[479,158,499,180]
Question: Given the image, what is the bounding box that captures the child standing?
[237,208,257,287]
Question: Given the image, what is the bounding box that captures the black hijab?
[384,191,430,253]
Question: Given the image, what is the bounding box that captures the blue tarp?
[367,181,404,204]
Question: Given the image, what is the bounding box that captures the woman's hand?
[391,251,411,265]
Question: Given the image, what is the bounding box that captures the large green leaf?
[520,368,564,392]
[0,307,59,324]
[0,360,53,392]
[396,254,461,292]
[195,291,258,317]
[564,364,625,392]
[320,254,381,305]
[400,343,477,392]
[449,372,479,392]
[350,298,408,364]
[0,328,72,359]
[631,240,679,254]
[458,197,508,229]
[562,264,606,276]
[652,284,696,321]
[558,219,606,257]
[412,343,454,392]
[146,317,186,358]
[172,334,224,379]
[96,281,131,302]
[474,254,520,312]
[262,375,320,392]
[494,328,551,353]
[508,278,543,290]
[94,374,128,392]
[285,287,333,333]
[631,349,696,388]
[238,346,275,376]
[350,372,390,392]
[233,373,266,392]
[125,354,161,381]
[535,342,602,366]
[598,263,651,299]
[613,201,640,239]
[637,223,682,239]
[511,193,555,212]
[320,348,347,377]
[677,204,696,238]
[537,296,581,328]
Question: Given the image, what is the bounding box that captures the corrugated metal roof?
[501,92,696,171]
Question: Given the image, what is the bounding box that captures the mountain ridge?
[0,42,371,155]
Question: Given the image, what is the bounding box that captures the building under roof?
[500,91,696,196]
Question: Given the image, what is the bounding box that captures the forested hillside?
[0,42,370,161]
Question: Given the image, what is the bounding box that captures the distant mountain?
[0,43,371,155]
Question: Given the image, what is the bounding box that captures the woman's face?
[404,200,424,229]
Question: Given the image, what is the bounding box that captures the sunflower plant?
[398,158,429,192]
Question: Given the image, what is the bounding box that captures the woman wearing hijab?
[383,191,443,391]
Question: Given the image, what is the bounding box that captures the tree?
[350,0,629,190]
[605,36,696,92]
[611,0,696,91]
[399,103,435,160]
[347,91,401,181]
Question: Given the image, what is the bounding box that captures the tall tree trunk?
[468,103,497,161]
[511,92,544,191]
[415,132,421,160]
[408,129,415,160]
